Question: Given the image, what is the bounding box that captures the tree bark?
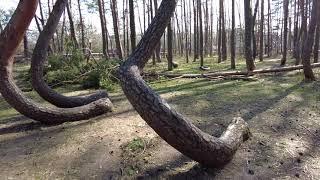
[31,0,110,108]
[314,11,320,63]
[280,0,289,66]
[110,0,123,59]
[98,0,109,58]
[230,0,236,69]
[23,34,29,58]
[77,0,85,53]
[251,0,259,60]
[66,0,78,48]
[198,0,204,67]
[221,0,227,61]
[244,0,256,71]
[154,0,162,63]
[302,0,318,81]
[0,0,113,124]
[129,0,136,52]
[259,0,264,61]
[167,18,173,71]
[119,0,250,168]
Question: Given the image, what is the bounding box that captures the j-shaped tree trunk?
[119,0,250,168]
[302,0,318,81]
[31,0,110,108]
[0,0,113,124]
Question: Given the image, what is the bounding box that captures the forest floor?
[0,58,320,179]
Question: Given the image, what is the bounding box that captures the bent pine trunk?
[0,0,113,124]
[119,0,250,168]
[31,0,110,108]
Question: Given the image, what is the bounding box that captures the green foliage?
[125,138,145,153]
[46,47,120,92]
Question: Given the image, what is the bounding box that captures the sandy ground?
[0,60,320,179]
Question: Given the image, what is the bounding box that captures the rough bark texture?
[110,0,123,59]
[129,0,136,51]
[302,0,318,81]
[66,0,78,48]
[98,0,108,57]
[167,19,173,71]
[119,0,250,168]
[280,0,289,66]
[0,0,113,124]
[259,0,264,61]
[314,11,320,63]
[198,0,204,67]
[230,0,236,69]
[244,0,256,71]
[31,0,110,108]
[77,0,86,53]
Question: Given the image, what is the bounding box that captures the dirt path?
[0,61,320,179]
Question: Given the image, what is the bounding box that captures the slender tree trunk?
[154,0,162,62]
[23,34,29,58]
[167,18,173,71]
[183,0,189,63]
[230,0,236,69]
[218,0,222,63]
[221,0,227,61]
[281,0,289,66]
[60,11,66,52]
[244,0,256,71]
[193,0,198,61]
[129,0,136,52]
[302,0,318,81]
[198,0,204,67]
[259,0,264,61]
[98,0,108,57]
[252,0,259,60]
[110,0,123,59]
[66,0,78,48]
[314,12,320,63]
[77,0,85,53]
[267,0,271,57]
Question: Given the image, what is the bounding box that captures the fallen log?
[147,63,320,78]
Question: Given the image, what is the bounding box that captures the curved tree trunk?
[0,0,113,124]
[119,0,250,168]
[31,0,109,108]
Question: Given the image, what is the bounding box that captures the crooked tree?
[118,0,250,168]
[31,0,110,108]
[0,0,112,124]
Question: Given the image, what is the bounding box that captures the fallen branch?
[147,63,320,78]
